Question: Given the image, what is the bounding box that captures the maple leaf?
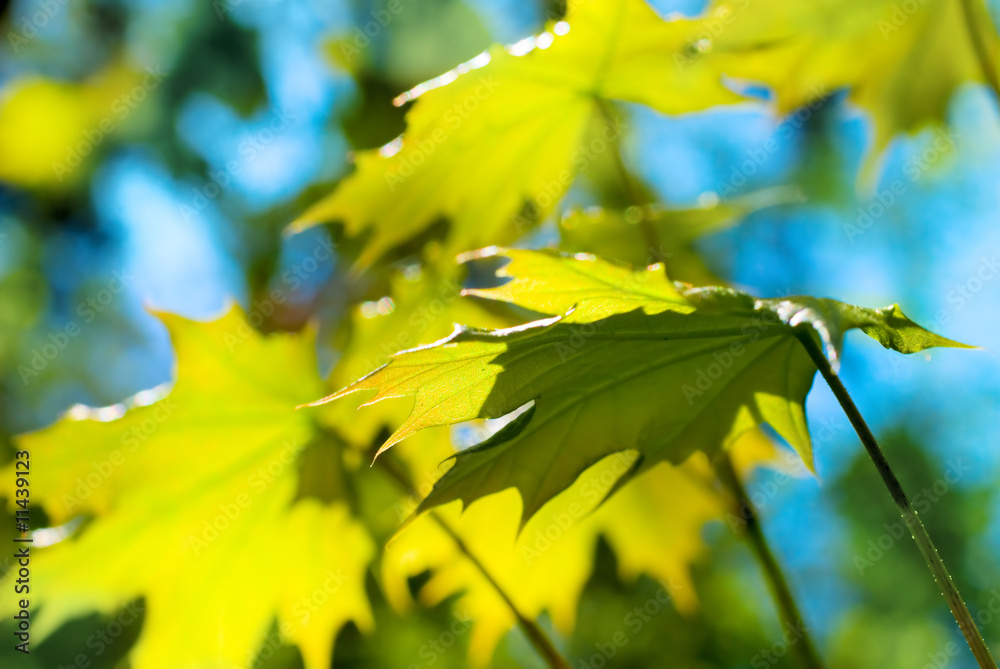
[697,0,998,157]
[1,308,373,669]
[377,427,785,665]
[292,0,741,267]
[314,249,969,524]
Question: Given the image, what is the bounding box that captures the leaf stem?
[429,515,571,669]
[717,453,824,669]
[958,0,1000,103]
[795,330,998,669]
[375,456,570,669]
[601,96,821,666]
[595,99,672,274]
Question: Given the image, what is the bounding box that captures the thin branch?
[428,515,570,669]
[600,97,824,667]
[717,453,824,669]
[795,329,997,669]
[375,456,570,669]
[594,98,673,275]
[958,0,1000,103]
[597,99,823,669]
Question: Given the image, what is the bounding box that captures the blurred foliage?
[1,0,999,668]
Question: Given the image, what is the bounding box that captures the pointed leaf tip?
[857,303,975,354]
[333,251,976,529]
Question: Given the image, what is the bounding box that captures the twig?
[376,456,570,669]
[796,329,997,669]
[717,453,824,669]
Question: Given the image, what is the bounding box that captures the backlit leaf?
[293,0,741,267]
[699,0,997,158]
[378,427,783,665]
[314,249,969,525]
[1,308,374,669]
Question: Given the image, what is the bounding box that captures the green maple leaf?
[699,0,997,157]
[293,0,741,267]
[312,249,970,524]
[380,425,782,664]
[1,308,374,669]
[294,0,996,273]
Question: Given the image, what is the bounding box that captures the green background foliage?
[1,0,1000,668]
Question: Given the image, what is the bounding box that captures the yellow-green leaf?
[293,0,741,267]
[2,308,374,669]
[699,0,997,156]
[313,249,969,525]
[379,427,782,665]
